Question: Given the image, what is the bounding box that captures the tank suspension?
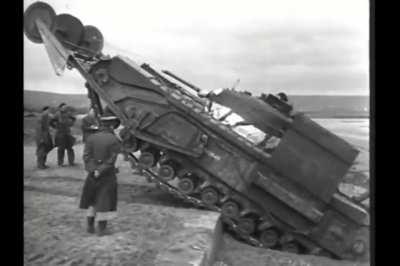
[123,143,335,259]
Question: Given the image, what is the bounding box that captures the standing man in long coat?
[80,108,99,143]
[51,103,77,166]
[79,114,121,236]
[35,106,54,169]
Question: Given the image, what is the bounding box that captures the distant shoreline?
[306,115,369,119]
[24,111,369,120]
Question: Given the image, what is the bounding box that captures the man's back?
[84,129,121,172]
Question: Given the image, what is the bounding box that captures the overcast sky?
[24,0,369,95]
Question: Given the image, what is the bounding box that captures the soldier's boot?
[42,153,49,168]
[87,216,95,234]
[37,163,46,169]
[57,147,65,166]
[37,154,47,169]
[67,148,75,166]
[97,221,110,236]
[37,157,44,169]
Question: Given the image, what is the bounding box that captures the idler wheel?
[221,200,240,218]
[158,164,175,181]
[178,178,195,194]
[352,239,366,255]
[24,1,56,43]
[281,242,300,254]
[237,218,256,235]
[259,229,279,248]
[79,25,104,57]
[52,14,84,50]
[138,151,155,169]
[201,187,219,206]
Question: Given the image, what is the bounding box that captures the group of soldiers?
[35,104,122,236]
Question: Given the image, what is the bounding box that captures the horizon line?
[23,89,370,97]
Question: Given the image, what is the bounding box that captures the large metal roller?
[79,25,104,56]
[23,1,56,43]
[52,14,84,50]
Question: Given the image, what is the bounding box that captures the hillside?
[24,90,90,113]
[23,90,369,117]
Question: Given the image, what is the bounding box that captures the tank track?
[123,150,335,259]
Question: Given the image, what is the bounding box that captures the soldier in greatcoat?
[35,106,54,169]
[50,103,77,166]
[79,113,121,236]
[81,108,99,143]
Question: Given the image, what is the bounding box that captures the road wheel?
[178,178,195,194]
[221,200,240,218]
[259,229,279,248]
[237,218,256,235]
[201,187,219,206]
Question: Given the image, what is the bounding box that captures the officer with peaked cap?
[79,110,121,236]
[35,106,54,169]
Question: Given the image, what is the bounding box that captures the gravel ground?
[24,190,170,265]
[24,189,221,266]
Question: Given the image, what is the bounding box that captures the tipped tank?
[24,2,370,261]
